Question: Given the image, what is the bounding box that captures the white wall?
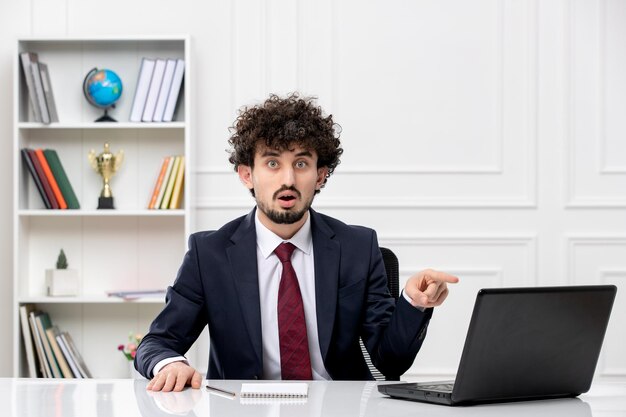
[1,0,624,380]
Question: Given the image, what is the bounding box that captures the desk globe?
[83,68,123,122]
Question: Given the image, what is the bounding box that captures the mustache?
[273,185,301,200]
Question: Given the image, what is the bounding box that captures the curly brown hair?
[228,93,342,192]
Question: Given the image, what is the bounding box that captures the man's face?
[238,144,328,227]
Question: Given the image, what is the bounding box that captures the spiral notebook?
[240,383,308,399]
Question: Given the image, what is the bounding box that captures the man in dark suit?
[136,93,458,392]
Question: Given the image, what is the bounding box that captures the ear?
[237,165,254,191]
[316,167,329,190]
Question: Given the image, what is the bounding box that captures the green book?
[34,312,62,378]
[43,149,80,209]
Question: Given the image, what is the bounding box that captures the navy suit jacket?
[135,208,433,380]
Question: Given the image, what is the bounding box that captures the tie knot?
[274,242,296,263]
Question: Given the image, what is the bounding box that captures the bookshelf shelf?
[19,296,166,304]
[13,36,192,379]
[18,209,185,217]
[18,122,186,130]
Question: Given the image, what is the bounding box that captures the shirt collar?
[255,209,313,259]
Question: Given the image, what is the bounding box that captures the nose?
[281,166,295,186]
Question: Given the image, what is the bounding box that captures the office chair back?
[359,247,401,381]
[380,247,400,299]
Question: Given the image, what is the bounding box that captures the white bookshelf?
[13,36,192,378]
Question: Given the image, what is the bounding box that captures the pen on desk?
[205,384,237,399]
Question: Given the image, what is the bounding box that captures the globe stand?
[95,108,117,123]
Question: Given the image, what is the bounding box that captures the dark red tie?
[275,242,313,380]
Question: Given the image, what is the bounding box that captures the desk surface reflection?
[2,378,625,417]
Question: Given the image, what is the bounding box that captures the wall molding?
[564,197,626,208]
[599,269,626,280]
[380,234,537,286]
[193,196,537,209]
[398,267,503,286]
[598,269,625,377]
[194,166,505,175]
[192,168,537,208]
[600,166,626,174]
[565,0,626,207]
[196,0,539,208]
[565,235,626,282]
[564,233,626,380]
[378,235,537,246]
[329,1,505,174]
[598,0,626,175]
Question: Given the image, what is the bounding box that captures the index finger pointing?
[424,270,460,284]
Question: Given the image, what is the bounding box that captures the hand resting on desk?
[147,361,203,392]
[146,384,202,414]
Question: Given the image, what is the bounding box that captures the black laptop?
[378,285,617,406]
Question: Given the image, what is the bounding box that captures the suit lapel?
[310,210,340,362]
[226,209,263,367]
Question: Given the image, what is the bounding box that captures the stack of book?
[19,305,92,378]
[147,155,185,209]
[20,52,59,124]
[129,57,185,122]
[21,148,80,209]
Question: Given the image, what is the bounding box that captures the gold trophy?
[88,142,124,209]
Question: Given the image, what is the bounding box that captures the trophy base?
[98,197,115,209]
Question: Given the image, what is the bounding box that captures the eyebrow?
[259,149,314,158]
[260,149,280,157]
[295,150,313,158]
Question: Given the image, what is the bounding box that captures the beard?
[259,205,308,224]
[256,186,314,224]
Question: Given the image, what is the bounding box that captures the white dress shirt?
[255,211,330,380]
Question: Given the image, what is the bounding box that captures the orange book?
[35,148,67,209]
[148,156,170,209]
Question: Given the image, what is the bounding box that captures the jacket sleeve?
[134,234,209,378]
[360,231,433,378]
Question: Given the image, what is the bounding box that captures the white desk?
[2,378,625,417]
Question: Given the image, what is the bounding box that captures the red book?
[148,156,170,209]
[27,149,59,209]
[34,148,67,209]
